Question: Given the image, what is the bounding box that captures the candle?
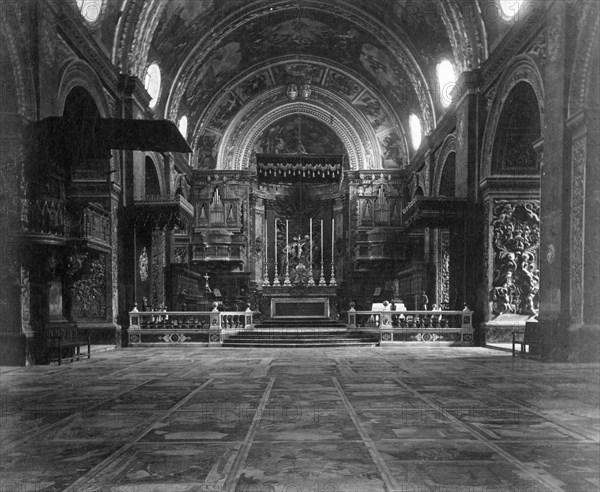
[274,219,277,268]
[286,220,289,262]
[331,217,335,261]
[265,217,268,263]
[309,218,313,264]
[320,219,323,257]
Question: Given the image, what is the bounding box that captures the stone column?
[116,75,143,345]
[565,109,600,360]
[453,71,485,340]
[538,3,568,359]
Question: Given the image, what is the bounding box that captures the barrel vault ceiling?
[93,0,510,170]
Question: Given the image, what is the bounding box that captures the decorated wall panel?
[490,200,540,316]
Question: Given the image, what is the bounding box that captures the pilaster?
[538,2,568,360]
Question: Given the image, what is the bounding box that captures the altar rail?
[128,309,253,346]
[348,308,473,343]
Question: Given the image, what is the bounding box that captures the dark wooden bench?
[512,321,541,357]
[47,323,90,365]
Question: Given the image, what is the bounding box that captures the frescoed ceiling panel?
[254,115,346,156]
[191,58,408,171]
[173,8,424,123]
[108,0,498,169]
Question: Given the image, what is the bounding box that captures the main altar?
[260,214,339,320]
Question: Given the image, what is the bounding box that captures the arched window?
[409,114,422,150]
[499,0,524,19]
[437,60,457,107]
[178,116,188,139]
[76,0,102,23]
[144,63,161,109]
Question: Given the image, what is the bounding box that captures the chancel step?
[223,318,379,347]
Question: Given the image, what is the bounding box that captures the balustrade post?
[210,302,221,329]
[348,303,356,328]
[129,303,139,328]
[245,305,253,329]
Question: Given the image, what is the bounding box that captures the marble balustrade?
[128,309,254,346]
[348,309,474,343]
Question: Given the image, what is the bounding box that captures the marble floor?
[1,345,599,492]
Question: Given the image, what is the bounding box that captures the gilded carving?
[438,231,450,308]
[570,137,586,324]
[491,200,540,316]
[139,247,149,282]
[71,253,107,320]
[174,246,188,264]
[546,14,562,63]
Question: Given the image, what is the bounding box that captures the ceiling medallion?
[286,84,298,101]
[286,81,311,101]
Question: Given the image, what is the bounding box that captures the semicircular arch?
[211,86,387,171]
[433,134,457,196]
[57,59,111,118]
[480,54,544,181]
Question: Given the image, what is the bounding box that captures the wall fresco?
[253,115,346,156]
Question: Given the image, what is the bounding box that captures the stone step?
[257,321,345,327]
[222,341,378,348]
[226,336,377,342]
[223,328,379,347]
[230,333,375,340]
[251,328,348,332]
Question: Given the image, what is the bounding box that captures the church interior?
[0,0,599,490]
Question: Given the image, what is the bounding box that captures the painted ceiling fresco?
[102,0,502,170]
[174,9,424,118]
[192,58,408,171]
[151,0,453,74]
[196,115,348,170]
[254,115,346,156]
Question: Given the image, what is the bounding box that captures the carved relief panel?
[490,200,540,316]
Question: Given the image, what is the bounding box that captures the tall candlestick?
[263,217,269,287]
[284,219,291,286]
[308,217,315,286]
[319,219,326,285]
[310,218,313,264]
[320,220,323,253]
[330,216,337,286]
[273,218,280,286]
[331,218,335,260]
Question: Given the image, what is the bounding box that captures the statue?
[419,291,429,311]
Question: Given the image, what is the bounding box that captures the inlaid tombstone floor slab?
[0,345,598,491]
